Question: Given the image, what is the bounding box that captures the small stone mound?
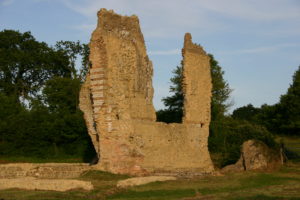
[117,176,176,188]
[0,177,93,191]
[222,140,282,173]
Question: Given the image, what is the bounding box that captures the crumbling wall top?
[96,8,144,43]
[183,33,207,55]
[182,33,212,125]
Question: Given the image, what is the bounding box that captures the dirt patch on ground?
[117,176,176,187]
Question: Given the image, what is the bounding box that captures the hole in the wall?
[129,136,134,143]
[89,93,94,104]
[93,122,97,130]
[201,123,204,128]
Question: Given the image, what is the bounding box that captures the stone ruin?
[79,8,214,175]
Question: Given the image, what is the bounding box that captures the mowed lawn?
[0,162,299,200]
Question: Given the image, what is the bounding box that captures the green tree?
[0,30,95,161]
[43,77,81,113]
[157,54,232,123]
[232,104,260,122]
[275,66,300,135]
[209,54,232,120]
[239,66,300,136]
[0,30,71,102]
[209,118,276,167]
[55,41,90,81]
[157,65,183,123]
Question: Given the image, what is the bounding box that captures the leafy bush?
[209,117,277,168]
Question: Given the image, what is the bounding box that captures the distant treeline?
[0,30,299,166]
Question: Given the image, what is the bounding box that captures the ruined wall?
[79,9,214,175]
[182,33,212,125]
[132,122,214,174]
[0,163,90,179]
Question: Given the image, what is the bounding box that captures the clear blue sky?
[1,0,299,112]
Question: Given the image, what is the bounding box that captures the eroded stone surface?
[79,8,214,175]
[0,163,90,179]
[0,177,93,191]
[182,33,212,126]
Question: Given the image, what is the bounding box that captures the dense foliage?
[0,30,71,102]
[232,66,300,136]
[156,65,183,123]
[209,54,232,121]
[0,30,96,162]
[209,118,277,167]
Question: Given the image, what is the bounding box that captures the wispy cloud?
[60,0,300,39]
[71,23,96,33]
[149,49,181,56]
[200,0,300,21]
[1,0,14,6]
[220,43,300,55]
[61,0,226,38]
[62,0,300,21]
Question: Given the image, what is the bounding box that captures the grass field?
[0,162,300,200]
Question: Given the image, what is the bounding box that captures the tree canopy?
[209,54,232,120]
[0,30,96,162]
[232,104,260,122]
[157,54,232,123]
[157,64,184,123]
[233,66,300,136]
[277,66,300,135]
[0,30,71,102]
